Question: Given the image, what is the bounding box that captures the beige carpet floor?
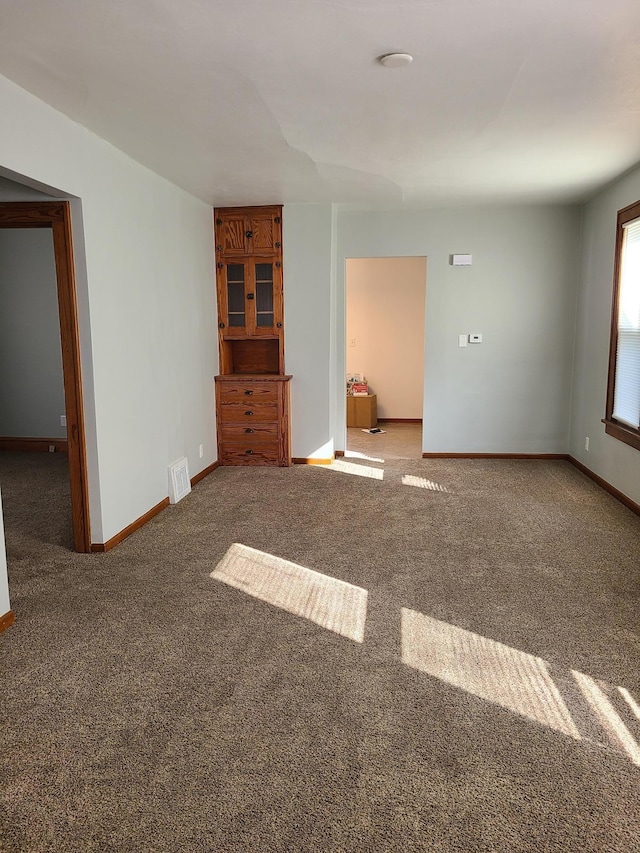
[1,449,640,852]
[346,422,422,459]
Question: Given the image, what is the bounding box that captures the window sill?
[602,419,640,452]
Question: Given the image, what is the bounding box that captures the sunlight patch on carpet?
[619,686,640,722]
[401,608,580,739]
[573,672,640,767]
[324,459,384,479]
[344,450,385,463]
[211,543,368,643]
[401,474,448,492]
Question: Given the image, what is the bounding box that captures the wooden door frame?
[0,201,91,552]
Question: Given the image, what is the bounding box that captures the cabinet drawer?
[217,383,279,403]
[220,435,278,453]
[220,424,278,442]
[219,428,279,460]
[219,401,277,423]
[220,446,280,466]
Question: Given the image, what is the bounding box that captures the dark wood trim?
[335,450,345,457]
[0,610,15,633]
[90,497,170,553]
[292,457,334,465]
[377,418,423,424]
[0,202,91,552]
[214,373,292,381]
[604,200,640,453]
[422,452,570,459]
[602,419,640,452]
[569,456,640,518]
[0,437,68,452]
[605,208,625,424]
[52,207,91,552]
[0,202,68,226]
[190,460,219,486]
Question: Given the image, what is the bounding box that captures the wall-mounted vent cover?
[169,457,191,504]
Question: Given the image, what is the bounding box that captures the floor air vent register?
[169,457,191,504]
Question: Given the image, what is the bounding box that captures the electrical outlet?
[60,415,66,427]
[199,444,204,458]
[585,436,590,451]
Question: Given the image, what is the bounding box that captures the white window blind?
[613,218,640,429]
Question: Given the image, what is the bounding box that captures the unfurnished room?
[0,2,639,851]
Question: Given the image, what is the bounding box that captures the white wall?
[0,175,57,201]
[336,206,581,453]
[569,164,640,505]
[346,257,426,419]
[0,74,218,543]
[284,203,334,459]
[0,229,66,438]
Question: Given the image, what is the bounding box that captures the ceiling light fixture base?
[378,53,413,68]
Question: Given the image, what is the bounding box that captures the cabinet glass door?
[255,263,274,328]
[226,264,246,328]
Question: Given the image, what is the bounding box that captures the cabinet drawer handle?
[244,390,253,395]
[219,322,225,328]
[245,410,254,416]
[247,292,254,300]
[276,322,282,328]
[245,428,254,433]
[246,230,253,238]
[245,449,254,455]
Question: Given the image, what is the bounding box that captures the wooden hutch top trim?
[215,374,292,382]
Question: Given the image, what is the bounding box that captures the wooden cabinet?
[214,205,291,467]
[215,375,291,466]
[214,206,282,257]
[347,394,377,428]
[216,258,283,337]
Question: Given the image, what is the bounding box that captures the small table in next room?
[346,394,378,429]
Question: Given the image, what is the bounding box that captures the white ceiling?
[2,0,640,208]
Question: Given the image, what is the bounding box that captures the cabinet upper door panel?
[216,212,248,256]
[215,206,282,258]
[250,211,281,255]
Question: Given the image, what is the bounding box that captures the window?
[604,200,640,451]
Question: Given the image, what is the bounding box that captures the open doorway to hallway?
[0,197,90,556]
[345,257,426,460]
[0,226,74,550]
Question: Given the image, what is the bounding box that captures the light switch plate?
[452,254,472,266]
[458,334,467,348]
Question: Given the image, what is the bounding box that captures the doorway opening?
[0,202,90,553]
[345,257,426,460]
